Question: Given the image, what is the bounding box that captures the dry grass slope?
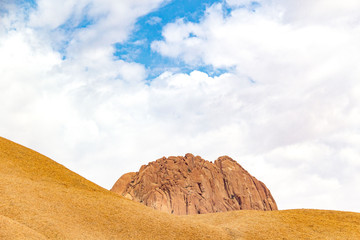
[1,136,360,240]
[187,209,360,239]
[0,215,47,240]
[0,137,229,240]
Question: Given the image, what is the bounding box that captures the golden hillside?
[187,209,360,239]
[1,136,360,239]
[0,137,229,240]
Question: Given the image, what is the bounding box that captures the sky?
[1,0,360,212]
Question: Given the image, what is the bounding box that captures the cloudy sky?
[1,0,360,212]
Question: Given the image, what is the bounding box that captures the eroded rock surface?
[111,154,277,215]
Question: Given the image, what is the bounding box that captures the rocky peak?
[111,154,277,215]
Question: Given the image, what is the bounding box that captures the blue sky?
[113,0,222,78]
[18,0,226,76]
[18,0,258,78]
[1,0,360,212]
[113,0,260,78]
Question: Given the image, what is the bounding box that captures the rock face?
[111,154,277,215]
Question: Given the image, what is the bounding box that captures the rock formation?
[111,154,277,215]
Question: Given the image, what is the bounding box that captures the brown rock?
[111,154,277,215]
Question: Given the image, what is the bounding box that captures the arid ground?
[1,136,359,239]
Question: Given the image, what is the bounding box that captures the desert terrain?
[1,136,359,239]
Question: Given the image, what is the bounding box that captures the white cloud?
[28,0,165,58]
[273,0,360,25]
[0,0,162,184]
[226,0,255,7]
[0,2,251,194]
[146,16,162,25]
[226,0,360,25]
[151,1,360,212]
[29,0,83,29]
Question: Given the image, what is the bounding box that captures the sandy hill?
[1,136,360,239]
[186,209,360,239]
[0,137,229,240]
